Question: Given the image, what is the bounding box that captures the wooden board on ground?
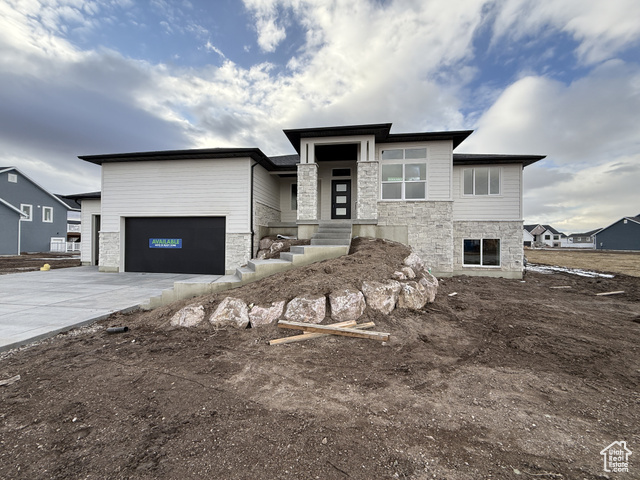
[595,290,625,296]
[270,322,376,345]
[278,320,390,342]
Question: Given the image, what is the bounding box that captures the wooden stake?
[278,320,390,341]
[269,322,375,345]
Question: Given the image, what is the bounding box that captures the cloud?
[242,0,287,52]
[490,0,640,64]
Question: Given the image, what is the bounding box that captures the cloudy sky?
[1,0,638,233]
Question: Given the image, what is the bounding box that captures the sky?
[0,0,639,234]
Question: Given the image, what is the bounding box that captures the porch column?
[297,163,318,222]
[356,138,378,220]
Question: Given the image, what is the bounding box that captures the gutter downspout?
[250,161,259,259]
[17,217,22,255]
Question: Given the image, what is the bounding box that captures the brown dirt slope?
[1,238,639,479]
[0,253,81,275]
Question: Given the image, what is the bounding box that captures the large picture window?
[463,239,500,266]
[463,167,500,195]
[380,148,427,200]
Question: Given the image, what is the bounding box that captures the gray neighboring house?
[0,167,71,255]
[76,123,544,278]
[562,228,601,249]
[595,215,640,251]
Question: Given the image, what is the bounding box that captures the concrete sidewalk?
[0,266,220,352]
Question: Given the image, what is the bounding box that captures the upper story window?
[8,173,17,183]
[43,206,53,223]
[463,167,500,195]
[380,148,427,200]
[20,204,32,221]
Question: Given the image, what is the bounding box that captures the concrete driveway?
[0,266,220,352]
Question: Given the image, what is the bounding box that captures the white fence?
[50,237,81,253]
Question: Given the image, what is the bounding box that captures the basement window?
[463,239,500,267]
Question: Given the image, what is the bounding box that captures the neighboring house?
[0,167,71,255]
[524,224,563,247]
[55,194,82,251]
[76,123,544,278]
[595,215,640,251]
[523,228,534,247]
[561,228,601,249]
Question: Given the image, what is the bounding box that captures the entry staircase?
[143,222,353,309]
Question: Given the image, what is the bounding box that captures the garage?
[125,217,225,274]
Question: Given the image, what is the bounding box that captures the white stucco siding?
[80,198,100,264]
[253,163,280,211]
[101,158,251,233]
[452,164,522,221]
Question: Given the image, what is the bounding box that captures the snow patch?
[526,264,614,278]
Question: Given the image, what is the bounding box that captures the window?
[8,173,17,183]
[43,206,53,223]
[544,234,550,240]
[291,183,297,210]
[463,167,500,195]
[380,148,427,200]
[553,235,559,240]
[20,204,32,221]
[463,239,500,266]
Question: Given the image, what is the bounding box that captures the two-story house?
[76,123,543,278]
[524,224,564,247]
[0,167,71,255]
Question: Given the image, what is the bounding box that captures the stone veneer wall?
[453,220,523,278]
[297,163,318,221]
[377,201,454,274]
[98,231,120,272]
[253,201,281,255]
[226,233,252,274]
[356,161,379,220]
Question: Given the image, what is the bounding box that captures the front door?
[331,179,351,220]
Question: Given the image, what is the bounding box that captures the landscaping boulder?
[259,237,275,250]
[397,281,427,310]
[401,266,416,279]
[249,301,286,328]
[329,288,366,321]
[392,271,407,280]
[403,252,426,275]
[270,241,285,254]
[361,280,402,314]
[418,271,439,303]
[209,297,249,329]
[170,304,205,327]
[284,295,326,324]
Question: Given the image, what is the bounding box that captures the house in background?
[55,195,83,251]
[560,228,601,249]
[595,215,640,251]
[523,228,534,247]
[0,167,71,255]
[524,224,564,247]
[76,123,544,279]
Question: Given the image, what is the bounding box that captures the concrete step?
[312,232,352,239]
[310,238,352,246]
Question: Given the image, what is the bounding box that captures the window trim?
[462,238,501,268]
[380,147,428,201]
[43,206,53,223]
[20,204,32,221]
[462,167,501,196]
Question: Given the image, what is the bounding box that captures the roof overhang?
[453,153,546,168]
[283,123,393,153]
[79,147,274,170]
[64,191,102,201]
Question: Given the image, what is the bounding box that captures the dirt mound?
[129,236,413,330]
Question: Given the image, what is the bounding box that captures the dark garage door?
[125,217,225,274]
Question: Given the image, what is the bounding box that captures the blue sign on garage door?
[125,217,225,274]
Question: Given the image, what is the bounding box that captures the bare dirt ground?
[526,248,640,277]
[0,253,81,275]
[1,238,639,479]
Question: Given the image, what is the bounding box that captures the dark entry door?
[125,217,225,274]
[93,215,101,266]
[331,180,351,220]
